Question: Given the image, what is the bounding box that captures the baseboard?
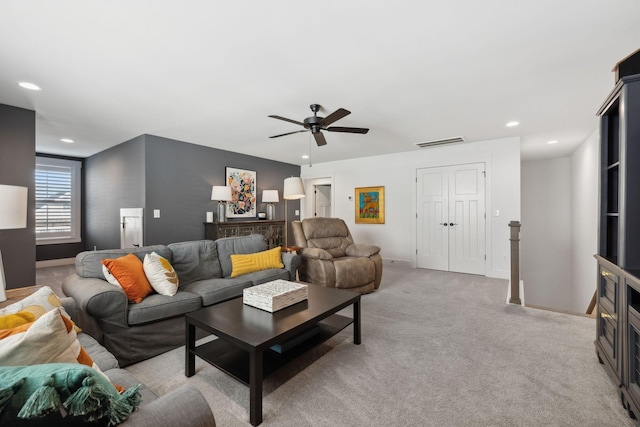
[36,258,75,268]
[524,303,594,318]
[383,258,412,268]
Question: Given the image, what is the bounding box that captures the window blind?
[35,164,73,235]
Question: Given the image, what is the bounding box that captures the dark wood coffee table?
[185,284,361,426]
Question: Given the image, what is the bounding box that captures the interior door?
[448,163,486,274]
[120,208,143,248]
[417,163,485,275]
[314,184,332,217]
[417,167,449,270]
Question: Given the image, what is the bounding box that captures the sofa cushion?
[180,278,254,306]
[216,234,268,277]
[76,245,171,279]
[230,246,284,277]
[102,254,154,303]
[77,333,119,371]
[127,291,202,325]
[168,240,222,285]
[0,363,140,426]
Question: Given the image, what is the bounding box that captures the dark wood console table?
[204,220,284,249]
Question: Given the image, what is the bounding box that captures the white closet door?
[417,163,486,275]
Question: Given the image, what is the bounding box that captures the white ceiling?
[1,1,639,165]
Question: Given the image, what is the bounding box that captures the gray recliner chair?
[292,218,382,294]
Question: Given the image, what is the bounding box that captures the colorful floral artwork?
[355,186,385,224]
[225,167,257,218]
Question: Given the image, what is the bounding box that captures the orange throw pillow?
[102,254,153,303]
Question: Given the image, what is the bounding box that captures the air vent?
[414,136,466,148]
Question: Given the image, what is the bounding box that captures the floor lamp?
[0,185,28,302]
[283,177,305,247]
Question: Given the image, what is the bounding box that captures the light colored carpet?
[125,263,637,426]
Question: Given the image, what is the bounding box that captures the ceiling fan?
[268,104,369,146]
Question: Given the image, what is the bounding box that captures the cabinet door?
[597,264,619,374]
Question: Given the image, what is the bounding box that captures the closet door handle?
[449,223,457,226]
[440,223,448,227]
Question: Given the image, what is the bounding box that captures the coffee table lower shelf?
[191,314,352,385]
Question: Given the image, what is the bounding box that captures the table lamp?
[283,177,305,246]
[262,190,279,220]
[0,185,28,302]
[211,186,233,222]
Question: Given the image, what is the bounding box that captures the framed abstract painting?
[225,167,257,218]
[355,186,385,224]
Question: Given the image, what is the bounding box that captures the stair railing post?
[509,221,522,305]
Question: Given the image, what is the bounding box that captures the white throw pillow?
[102,264,122,288]
[143,252,179,296]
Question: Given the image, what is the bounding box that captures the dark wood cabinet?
[204,220,284,249]
[596,72,640,419]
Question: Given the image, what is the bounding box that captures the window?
[35,156,81,244]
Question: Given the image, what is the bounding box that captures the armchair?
[292,218,382,293]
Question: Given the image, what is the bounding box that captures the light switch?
[495,209,500,217]
[154,209,160,218]
[295,209,300,216]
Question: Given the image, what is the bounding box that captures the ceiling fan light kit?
[268,104,369,146]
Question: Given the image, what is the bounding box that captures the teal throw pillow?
[0,363,141,426]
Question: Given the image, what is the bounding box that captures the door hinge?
[484,254,486,260]
[482,170,486,177]
[484,213,486,219]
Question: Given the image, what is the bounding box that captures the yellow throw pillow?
[0,310,35,330]
[143,251,179,296]
[0,285,81,332]
[0,308,96,369]
[230,246,284,278]
[102,254,154,303]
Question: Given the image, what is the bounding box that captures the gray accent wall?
[85,134,300,250]
[0,104,35,289]
[85,135,145,251]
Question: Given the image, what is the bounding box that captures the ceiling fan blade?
[268,115,306,127]
[269,129,309,138]
[326,126,369,134]
[313,131,327,146]
[320,108,350,126]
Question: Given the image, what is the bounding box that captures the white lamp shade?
[0,185,28,230]
[211,185,232,202]
[283,177,305,200]
[262,190,279,203]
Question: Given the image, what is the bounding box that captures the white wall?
[570,129,599,313]
[521,157,573,310]
[520,128,599,313]
[300,137,521,279]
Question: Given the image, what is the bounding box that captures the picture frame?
[355,186,385,224]
[225,167,257,218]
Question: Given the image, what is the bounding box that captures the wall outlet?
[153,209,160,218]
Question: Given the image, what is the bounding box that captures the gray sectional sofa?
[58,296,216,427]
[62,234,300,366]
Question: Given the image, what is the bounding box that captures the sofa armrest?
[122,384,215,427]
[299,247,334,261]
[62,273,129,329]
[345,244,380,258]
[59,297,78,323]
[281,252,301,281]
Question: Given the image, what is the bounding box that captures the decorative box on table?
[243,280,308,312]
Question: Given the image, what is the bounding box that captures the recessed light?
[547,140,558,145]
[60,138,74,143]
[302,155,309,159]
[18,82,42,91]
[506,121,519,127]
